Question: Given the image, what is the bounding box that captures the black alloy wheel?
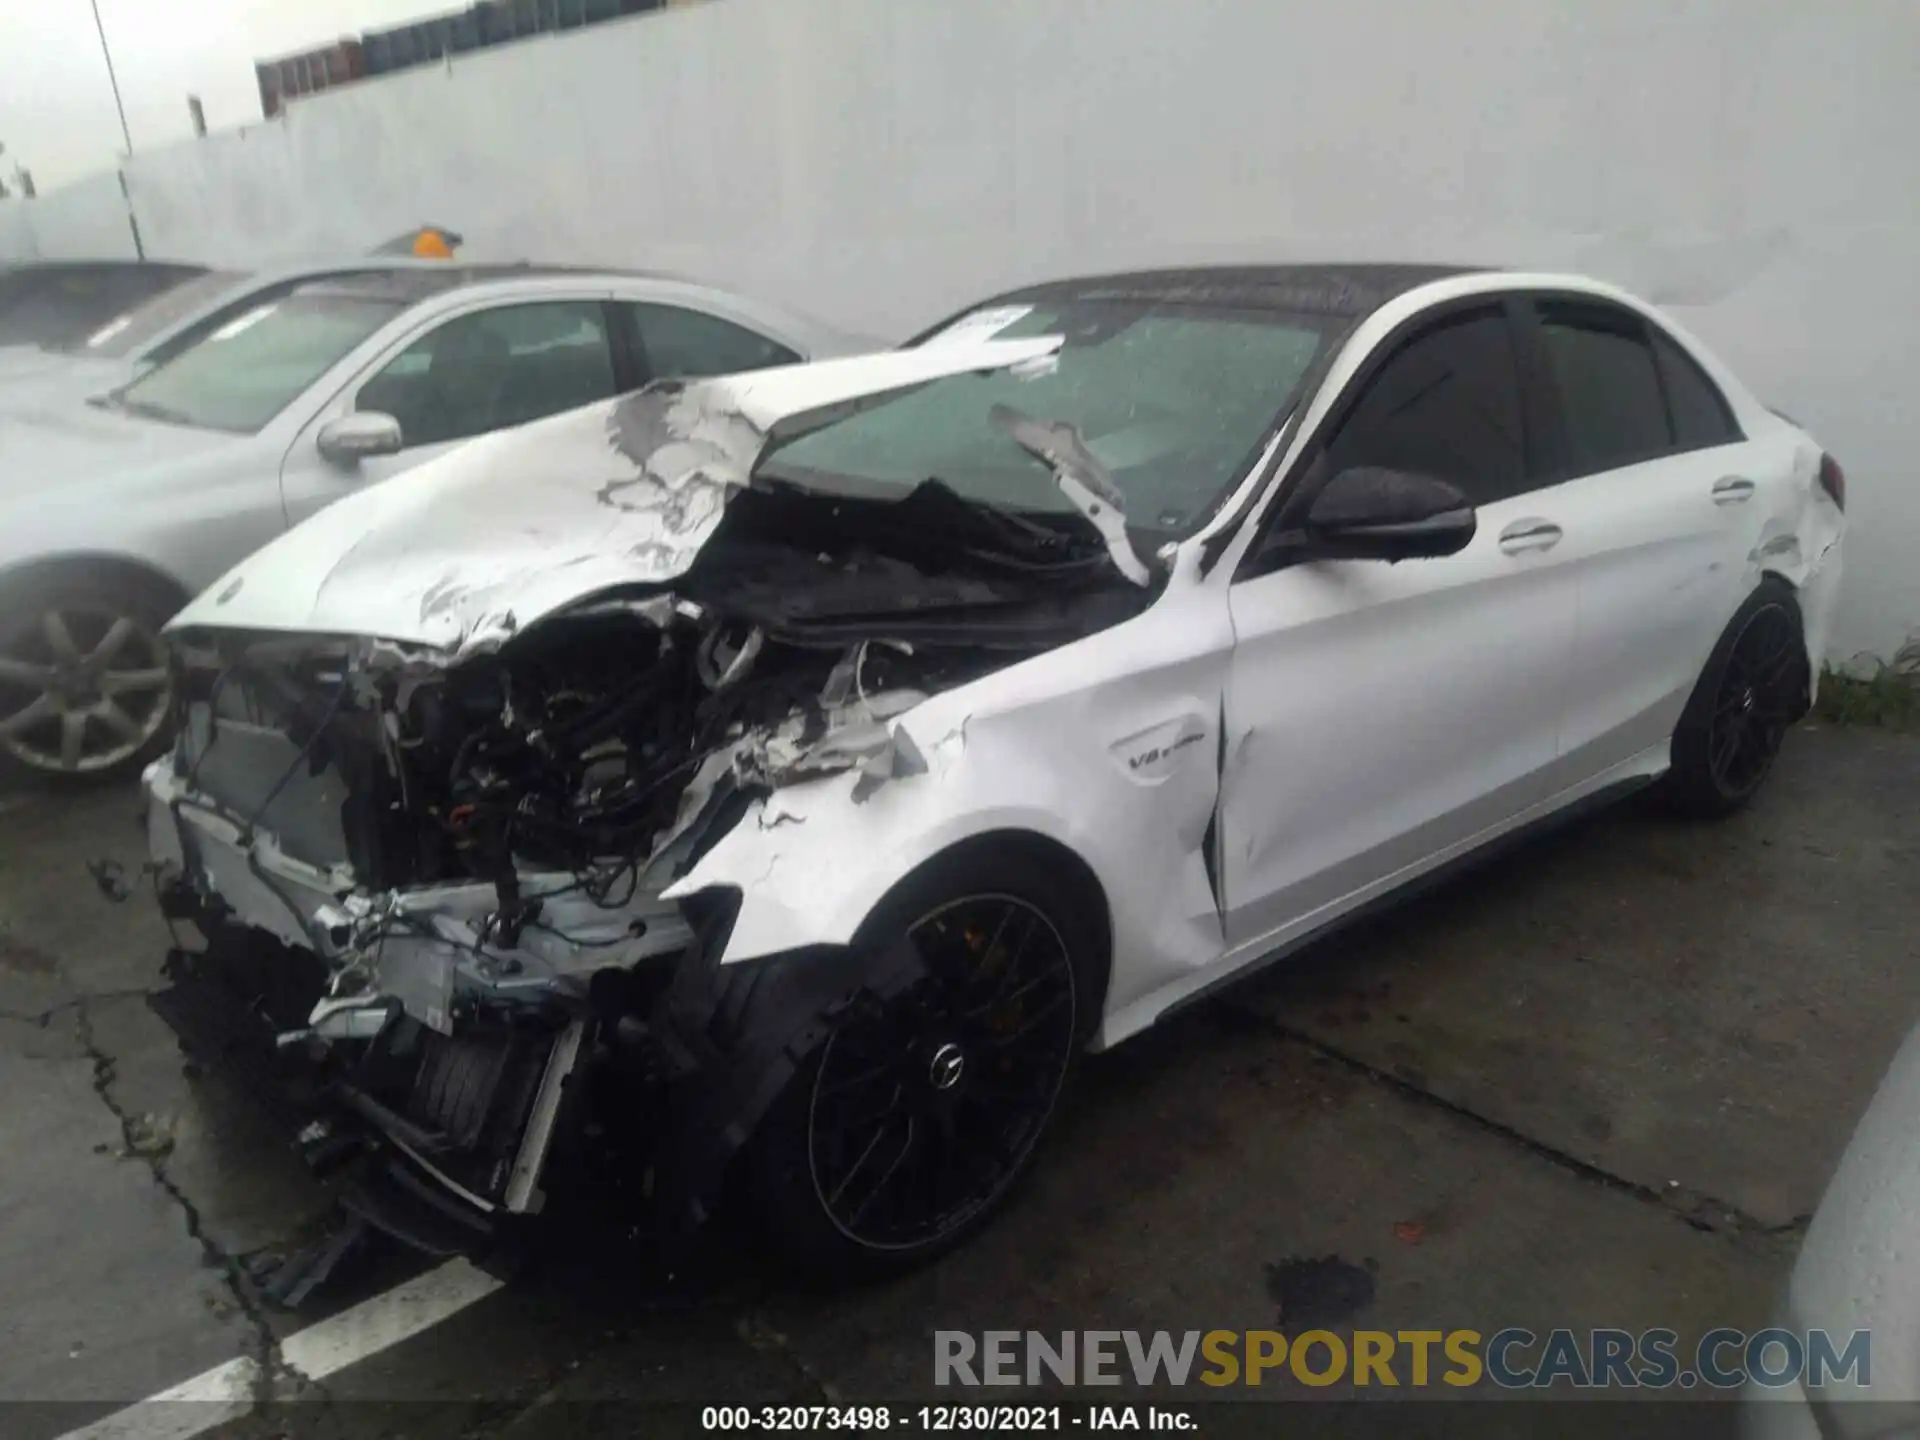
[1664,579,1808,818]
[805,893,1079,1252]
[746,847,1101,1281]
[1704,598,1804,801]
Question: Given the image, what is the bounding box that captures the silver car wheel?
[0,605,173,776]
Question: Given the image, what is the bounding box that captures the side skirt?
[1110,765,1664,1043]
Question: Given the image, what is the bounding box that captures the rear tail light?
[1818,453,1846,510]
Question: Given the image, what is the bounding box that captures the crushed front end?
[143,600,951,1254]
[138,342,1156,1270]
[144,534,1143,1272]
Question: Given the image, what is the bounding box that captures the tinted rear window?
[1537,301,1670,474]
[1652,330,1741,449]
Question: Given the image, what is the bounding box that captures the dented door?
[1215,303,1580,950]
[1218,504,1579,949]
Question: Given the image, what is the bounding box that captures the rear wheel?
[746,848,1100,1280]
[0,570,178,784]
[1662,579,1808,818]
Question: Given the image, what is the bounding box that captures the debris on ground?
[85,858,133,903]
[120,1112,175,1161]
[250,1212,376,1310]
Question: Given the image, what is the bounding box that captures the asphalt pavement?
[1,722,1915,1436]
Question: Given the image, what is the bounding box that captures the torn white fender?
[664,571,1237,1048]
[1772,443,1847,684]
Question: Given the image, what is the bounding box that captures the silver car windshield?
[759,300,1332,536]
[60,269,248,359]
[112,293,405,433]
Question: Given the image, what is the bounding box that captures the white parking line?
[59,1258,505,1440]
[56,1360,256,1440]
[278,1254,505,1379]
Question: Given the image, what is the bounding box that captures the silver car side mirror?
[317,412,404,466]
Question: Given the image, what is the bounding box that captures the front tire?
[745,847,1102,1282]
[0,569,179,785]
[1662,578,1809,819]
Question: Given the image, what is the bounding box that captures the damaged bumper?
[136,334,1153,1269]
[146,762,697,1033]
[146,753,663,1240]
[144,751,670,1233]
[141,747,924,1262]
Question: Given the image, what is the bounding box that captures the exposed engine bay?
[146,467,1149,1269]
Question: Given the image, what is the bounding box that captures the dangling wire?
[239,680,350,845]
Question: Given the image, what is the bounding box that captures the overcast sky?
[0,0,434,191]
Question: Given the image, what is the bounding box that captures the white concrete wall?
[27,0,1920,654]
[5,169,142,260]
[0,200,36,261]
[2,168,142,263]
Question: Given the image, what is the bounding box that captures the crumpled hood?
[0,401,236,502]
[166,336,1063,659]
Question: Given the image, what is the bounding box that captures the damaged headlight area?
[137,622,936,1228]
[143,500,1146,1273]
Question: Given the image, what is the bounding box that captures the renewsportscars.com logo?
[934,1328,1871,1391]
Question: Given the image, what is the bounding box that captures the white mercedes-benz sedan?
[141,265,1844,1281]
[0,264,866,779]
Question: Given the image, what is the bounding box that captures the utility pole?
[90,0,135,156]
[88,2,146,259]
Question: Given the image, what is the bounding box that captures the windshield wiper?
[988,405,1153,586]
[759,470,1109,574]
[916,479,1110,565]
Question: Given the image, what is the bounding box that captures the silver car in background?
[0,264,869,780]
[0,260,462,415]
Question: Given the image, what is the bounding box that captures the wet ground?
[1,722,1916,1437]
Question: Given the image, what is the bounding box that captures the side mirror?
[316,411,404,466]
[1300,466,1477,561]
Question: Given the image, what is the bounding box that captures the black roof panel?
[996,263,1485,320]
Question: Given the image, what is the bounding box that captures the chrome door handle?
[1498,518,1563,554]
[1712,476,1757,504]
